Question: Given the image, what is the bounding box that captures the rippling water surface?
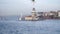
[0,16,60,34]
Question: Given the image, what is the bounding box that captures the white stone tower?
[32,8,36,17]
[31,0,38,20]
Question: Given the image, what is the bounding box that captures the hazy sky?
[0,0,60,16]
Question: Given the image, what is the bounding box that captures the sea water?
[0,16,60,34]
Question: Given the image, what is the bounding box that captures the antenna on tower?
[32,0,35,2]
[31,0,35,5]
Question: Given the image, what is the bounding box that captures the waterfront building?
[57,10,60,17]
[43,12,48,17]
[36,12,44,19]
[42,12,49,19]
[47,11,57,19]
[25,16,33,21]
[49,11,57,17]
[37,12,43,16]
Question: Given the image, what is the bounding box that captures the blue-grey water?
[0,16,60,34]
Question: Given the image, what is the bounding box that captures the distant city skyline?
[0,0,60,16]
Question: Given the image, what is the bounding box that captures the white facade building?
[58,11,60,17]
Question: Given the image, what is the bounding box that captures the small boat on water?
[18,13,22,21]
[19,18,21,20]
